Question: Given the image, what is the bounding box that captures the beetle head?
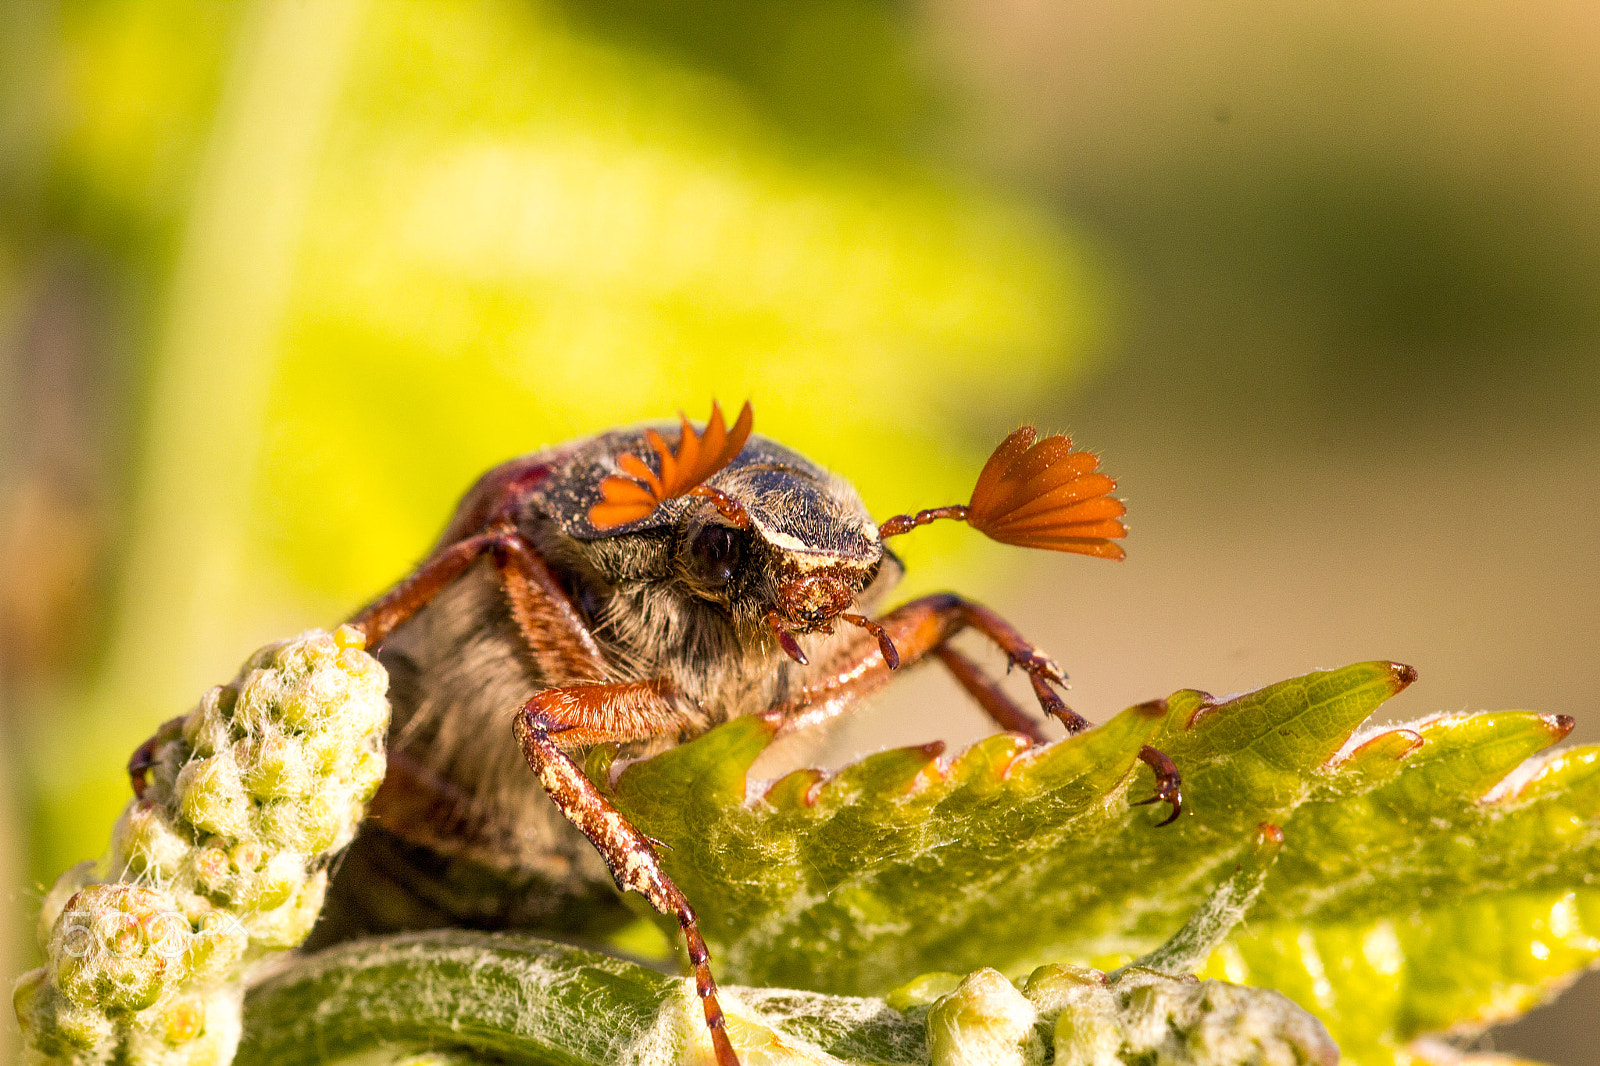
[544,403,1125,670]
[684,456,886,634]
[534,404,892,664]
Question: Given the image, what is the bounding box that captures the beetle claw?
[1132,744,1183,827]
[842,613,900,670]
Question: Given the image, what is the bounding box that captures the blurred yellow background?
[2,2,1597,1062]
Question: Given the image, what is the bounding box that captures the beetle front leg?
[930,595,1094,732]
[512,685,739,1066]
[780,592,1182,823]
[781,593,1080,732]
[905,597,1182,819]
[935,647,1181,823]
[933,646,1050,744]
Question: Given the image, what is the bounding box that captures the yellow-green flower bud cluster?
[916,964,1338,1066]
[14,626,390,1066]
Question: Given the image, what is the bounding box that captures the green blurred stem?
[30,0,369,886]
[102,0,363,726]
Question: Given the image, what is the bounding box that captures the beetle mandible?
[130,402,1180,1066]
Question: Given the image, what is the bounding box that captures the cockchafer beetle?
[130,402,1180,1066]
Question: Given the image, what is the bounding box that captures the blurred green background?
[2,2,1597,1062]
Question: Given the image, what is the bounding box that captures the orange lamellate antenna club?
[879,427,1127,559]
[588,401,754,530]
[965,427,1126,557]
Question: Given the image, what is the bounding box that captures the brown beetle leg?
[842,612,899,670]
[779,593,1071,729]
[361,519,612,836]
[777,593,1181,826]
[350,521,742,1063]
[766,610,809,666]
[947,596,1070,687]
[513,682,738,1066]
[908,595,1095,732]
[348,520,604,681]
[488,523,607,680]
[933,646,1049,744]
[512,678,687,747]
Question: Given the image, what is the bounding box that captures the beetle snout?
[778,571,854,629]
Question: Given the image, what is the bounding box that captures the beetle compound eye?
[689,525,741,587]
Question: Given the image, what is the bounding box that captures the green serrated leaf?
[600,662,1598,1066]
[609,696,1168,994]
[605,663,1406,993]
[1216,708,1600,1065]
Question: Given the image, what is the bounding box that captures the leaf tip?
[1332,726,1425,770]
[1182,693,1219,731]
[1134,697,1170,721]
[762,767,828,809]
[913,741,950,789]
[1389,662,1419,690]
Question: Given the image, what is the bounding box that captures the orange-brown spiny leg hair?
[513,682,739,1066]
[349,517,614,839]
